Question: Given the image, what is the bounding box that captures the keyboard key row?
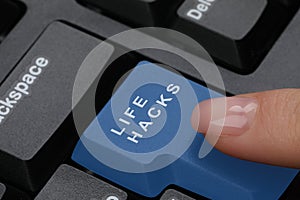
[78,0,300,73]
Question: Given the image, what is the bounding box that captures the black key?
[0,184,5,199]
[0,182,30,200]
[160,189,195,200]
[35,164,127,200]
[172,0,300,73]
[79,0,182,26]
[0,22,106,192]
[0,0,25,42]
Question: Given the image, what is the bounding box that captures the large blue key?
[72,61,298,199]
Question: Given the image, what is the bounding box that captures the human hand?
[191,89,300,168]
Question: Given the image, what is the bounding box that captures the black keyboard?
[0,0,299,199]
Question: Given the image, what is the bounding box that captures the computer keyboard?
[0,0,299,199]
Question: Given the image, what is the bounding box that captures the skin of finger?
[201,89,300,168]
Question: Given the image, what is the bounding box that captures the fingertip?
[191,89,300,168]
[191,100,211,134]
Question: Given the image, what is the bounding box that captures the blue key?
[72,61,298,199]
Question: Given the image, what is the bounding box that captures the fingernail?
[191,97,258,136]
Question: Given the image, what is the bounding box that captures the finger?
[191,89,300,168]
